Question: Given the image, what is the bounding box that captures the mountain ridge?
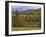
[12,8,41,14]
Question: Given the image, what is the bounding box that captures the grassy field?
[12,27,41,31]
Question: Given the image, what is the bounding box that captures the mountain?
[12,8,41,14]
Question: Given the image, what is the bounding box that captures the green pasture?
[12,27,41,31]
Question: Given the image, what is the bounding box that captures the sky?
[12,6,41,12]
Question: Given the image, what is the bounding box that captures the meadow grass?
[12,27,41,31]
